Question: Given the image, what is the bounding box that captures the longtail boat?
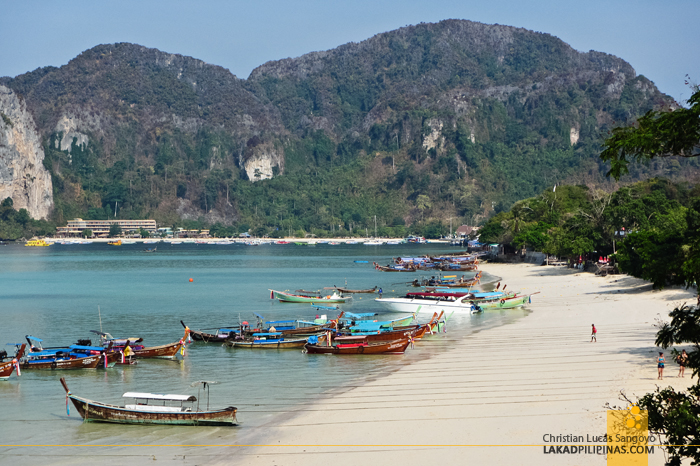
[332,286,377,294]
[473,294,534,310]
[99,329,189,360]
[21,336,106,370]
[305,336,410,354]
[60,378,237,426]
[22,353,101,370]
[0,344,25,380]
[224,332,317,349]
[182,321,238,343]
[373,262,417,272]
[437,263,479,272]
[339,311,417,329]
[270,289,352,304]
[423,271,483,289]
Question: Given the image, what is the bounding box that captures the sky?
[0,0,697,104]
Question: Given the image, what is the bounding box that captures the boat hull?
[375,298,475,314]
[132,341,184,359]
[305,338,410,354]
[67,395,237,426]
[270,290,351,304]
[0,360,17,379]
[224,339,308,349]
[475,295,530,309]
[22,354,101,370]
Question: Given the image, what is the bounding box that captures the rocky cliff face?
[0,85,53,219]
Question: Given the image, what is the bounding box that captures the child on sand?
[591,324,597,342]
[657,352,665,380]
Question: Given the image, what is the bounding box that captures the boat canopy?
[28,349,63,357]
[123,392,197,402]
[297,320,320,326]
[25,336,43,342]
[252,332,282,336]
[265,320,296,325]
[342,312,378,319]
[69,345,105,351]
[350,322,391,331]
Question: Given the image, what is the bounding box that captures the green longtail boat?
[270,289,352,304]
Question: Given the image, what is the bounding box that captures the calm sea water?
[0,242,528,463]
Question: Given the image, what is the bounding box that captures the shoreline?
[223,263,696,466]
[20,237,451,244]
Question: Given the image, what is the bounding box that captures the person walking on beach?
[657,352,665,380]
[591,324,597,342]
[677,349,688,378]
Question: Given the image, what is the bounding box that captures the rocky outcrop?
[54,114,90,154]
[244,142,284,181]
[0,85,53,219]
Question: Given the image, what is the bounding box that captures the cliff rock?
[0,85,53,219]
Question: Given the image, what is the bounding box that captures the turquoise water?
[0,242,528,464]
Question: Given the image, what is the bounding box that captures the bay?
[0,242,528,464]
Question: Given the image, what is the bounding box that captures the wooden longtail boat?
[437,263,479,272]
[60,378,237,426]
[0,344,25,380]
[224,332,316,349]
[337,327,417,342]
[305,336,410,354]
[21,337,106,370]
[22,353,101,370]
[423,271,483,289]
[333,286,377,294]
[473,294,533,310]
[182,321,238,343]
[373,262,417,272]
[131,339,186,360]
[270,289,352,304]
[104,329,189,360]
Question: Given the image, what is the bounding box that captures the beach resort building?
[56,218,157,237]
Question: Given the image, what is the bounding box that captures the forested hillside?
[2,19,694,237]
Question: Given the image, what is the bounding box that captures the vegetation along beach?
[1,3,699,465]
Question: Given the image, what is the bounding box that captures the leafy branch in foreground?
[635,304,700,466]
[601,88,700,180]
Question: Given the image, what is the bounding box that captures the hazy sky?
[1,0,697,104]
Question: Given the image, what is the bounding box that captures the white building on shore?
[56,218,157,237]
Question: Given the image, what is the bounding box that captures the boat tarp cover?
[265,320,296,325]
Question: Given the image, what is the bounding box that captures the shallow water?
[0,242,528,462]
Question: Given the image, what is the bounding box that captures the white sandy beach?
[225,263,696,466]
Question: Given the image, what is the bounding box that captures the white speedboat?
[376,295,475,313]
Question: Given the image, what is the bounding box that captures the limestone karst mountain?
[1,19,690,233]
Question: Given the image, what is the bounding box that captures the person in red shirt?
[591,324,597,342]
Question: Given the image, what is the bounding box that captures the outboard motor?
[0,350,7,361]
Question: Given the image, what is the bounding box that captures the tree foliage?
[601,89,700,179]
[637,304,700,466]
[0,198,56,240]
